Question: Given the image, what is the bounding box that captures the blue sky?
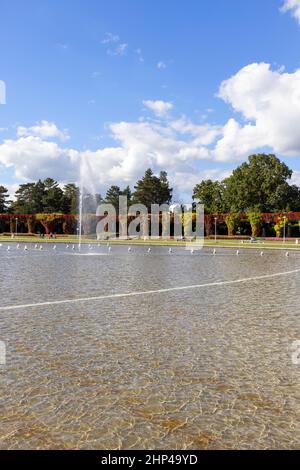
[1,0,300,200]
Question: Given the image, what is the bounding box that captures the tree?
[35,213,64,235]
[0,186,10,212]
[247,212,262,237]
[158,171,173,205]
[268,183,300,212]
[42,178,63,212]
[31,180,47,212]
[133,169,172,210]
[192,180,226,213]
[274,215,289,238]
[95,193,103,206]
[223,154,293,212]
[105,185,122,209]
[121,185,132,205]
[105,185,132,210]
[224,213,240,236]
[12,182,43,213]
[61,184,79,214]
[12,179,68,214]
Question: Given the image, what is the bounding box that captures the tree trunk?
[26,217,35,234]
[250,222,261,237]
[62,218,75,235]
[40,220,56,235]
[204,215,214,237]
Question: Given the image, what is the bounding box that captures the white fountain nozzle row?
[0,242,295,258]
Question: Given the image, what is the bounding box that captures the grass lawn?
[1,234,300,251]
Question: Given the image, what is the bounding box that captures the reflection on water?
[0,243,300,449]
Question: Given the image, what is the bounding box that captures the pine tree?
[0,185,9,212]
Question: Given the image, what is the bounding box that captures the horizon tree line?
[1,154,300,217]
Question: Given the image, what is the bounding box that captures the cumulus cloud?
[3,62,300,197]
[170,169,231,198]
[79,120,227,196]
[0,117,222,196]
[17,120,69,141]
[215,62,300,160]
[0,136,78,181]
[281,0,300,24]
[170,118,222,145]
[291,170,300,186]
[143,99,173,117]
[3,183,20,201]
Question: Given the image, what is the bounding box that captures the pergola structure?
[0,212,300,237]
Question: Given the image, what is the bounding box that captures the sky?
[1,0,300,201]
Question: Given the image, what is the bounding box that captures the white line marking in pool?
[1,267,300,312]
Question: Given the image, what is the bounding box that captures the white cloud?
[106,42,128,56]
[102,32,128,56]
[101,32,120,44]
[157,61,167,69]
[135,48,144,62]
[3,183,19,201]
[215,62,300,160]
[170,169,231,198]
[291,170,300,186]
[102,33,142,62]
[3,62,300,198]
[0,116,222,196]
[143,99,173,117]
[83,64,300,190]
[17,120,69,141]
[0,136,78,181]
[281,0,300,24]
[112,43,128,56]
[170,118,222,145]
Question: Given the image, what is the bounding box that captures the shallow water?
[0,242,300,449]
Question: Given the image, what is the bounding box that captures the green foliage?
[2,155,300,219]
[132,169,172,210]
[35,213,64,223]
[105,185,122,208]
[105,185,131,210]
[12,182,43,213]
[224,213,240,235]
[223,154,294,212]
[11,179,65,214]
[274,215,289,238]
[121,185,132,202]
[61,184,79,214]
[0,185,10,212]
[247,212,262,237]
[42,178,64,212]
[193,179,226,213]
